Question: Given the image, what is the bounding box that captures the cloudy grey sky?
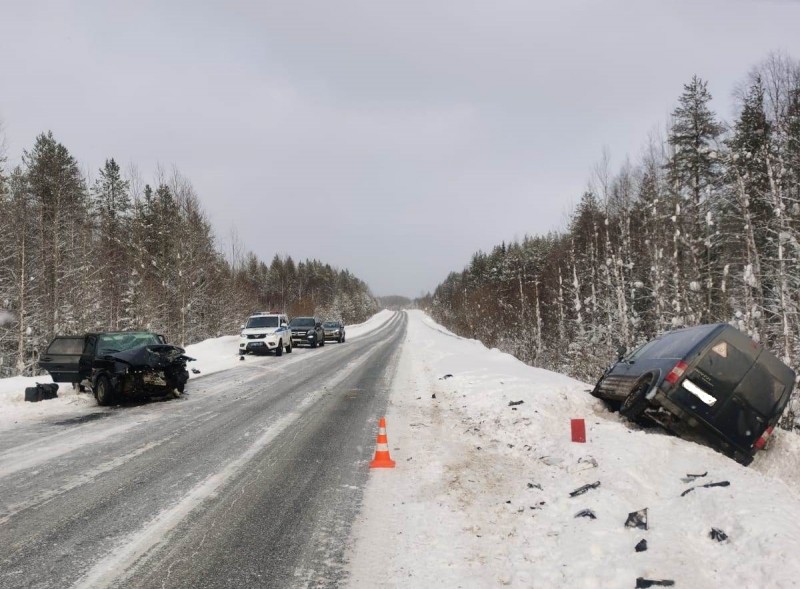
[2,0,800,297]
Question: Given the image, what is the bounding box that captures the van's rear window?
[46,338,85,355]
[738,361,786,416]
[636,325,718,360]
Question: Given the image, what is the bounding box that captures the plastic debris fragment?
[681,471,708,483]
[569,481,601,497]
[636,578,675,588]
[625,508,648,530]
[681,480,730,497]
[710,527,728,542]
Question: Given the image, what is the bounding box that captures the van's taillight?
[754,426,775,450]
[665,361,688,385]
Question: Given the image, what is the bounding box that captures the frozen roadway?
[0,312,406,589]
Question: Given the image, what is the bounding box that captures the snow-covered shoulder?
[346,309,396,339]
[347,310,800,589]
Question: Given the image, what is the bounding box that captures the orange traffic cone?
[369,416,396,468]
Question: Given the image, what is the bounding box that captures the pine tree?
[666,76,724,323]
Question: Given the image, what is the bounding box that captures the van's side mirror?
[616,345,627,361]
[281,321,287,327]
[240,324,245,330]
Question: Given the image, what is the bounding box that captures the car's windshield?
[290,318,315,327]
[97,332,161,354]
[323,322,339,328]
[246,316,280,328]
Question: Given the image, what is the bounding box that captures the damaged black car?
[39,331,194,406]
[591,323,796,465]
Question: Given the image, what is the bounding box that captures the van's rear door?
[673,333,754,425]
[39,337,86,383]
[679,328,793,451]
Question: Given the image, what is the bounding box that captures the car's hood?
[104,344,188,369]
[290,326,314,332]
[241,327,281,336]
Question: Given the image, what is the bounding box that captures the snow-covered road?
[0,311,402,589]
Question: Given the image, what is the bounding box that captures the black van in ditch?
[591,323,795,465]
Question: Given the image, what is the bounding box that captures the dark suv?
[322,320,346,343]
[39,332,193,406]
[289,317,325,348]
[591,323,795,465]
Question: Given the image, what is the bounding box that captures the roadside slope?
[347,310,800,589]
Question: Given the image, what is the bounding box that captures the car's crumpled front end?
[98,344,193,398]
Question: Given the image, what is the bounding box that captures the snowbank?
[348,310,800,589]
[347,309,395,339]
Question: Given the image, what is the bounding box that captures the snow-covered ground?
[0,310,396,428]
[348,310,800,589]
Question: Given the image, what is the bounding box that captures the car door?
[39,336,87,383]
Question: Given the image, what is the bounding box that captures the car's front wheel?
[276,340,283,356]
[620,378,651,420]
[94,375,115,406]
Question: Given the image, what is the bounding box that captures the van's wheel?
[620,378,651,420]
[276,341,283,356]
[95,375,115,406]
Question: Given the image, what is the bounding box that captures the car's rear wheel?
[95,375,115,406]
[286,342,292,354]
[276,340,283,356]
[320,338,325,347]
[620,378,651,420]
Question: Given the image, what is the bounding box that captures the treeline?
[377,295,413,310]
[0,131,376,376]
[426,53,800,416]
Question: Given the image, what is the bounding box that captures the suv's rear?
[592,323,795,464]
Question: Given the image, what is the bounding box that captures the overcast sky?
[2,1,800,297]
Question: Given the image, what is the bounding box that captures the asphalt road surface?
[0,312,406,589]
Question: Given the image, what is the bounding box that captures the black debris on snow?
[635,578,675,588]
[569,481,601,497]
[635,539,648,553]
[625,508,648,530]
[574,509,596,519]
[710,528,728,542]
[508,400,524,406]
[681,480,730,497]
[680,471,708,483]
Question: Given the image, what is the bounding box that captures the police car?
[239,312,292,356]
